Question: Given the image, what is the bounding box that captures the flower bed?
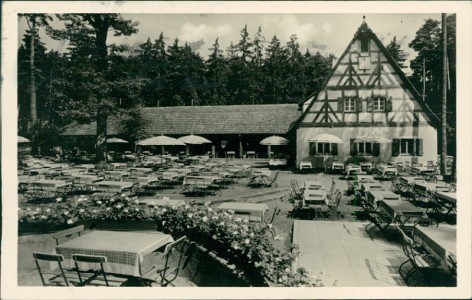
[18,195,323,287]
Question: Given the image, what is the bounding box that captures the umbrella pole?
[268,145,271,159]
[161,145,165,155]
[186,145,190,156]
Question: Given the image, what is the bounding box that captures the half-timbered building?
[292,20,439,168]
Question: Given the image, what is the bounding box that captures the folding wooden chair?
[327,190,342,219]
[72,254,128,287]
[364,210,392,240]
[33,252,78,286]
[264,171,279,187]
[51,225,85,245]
[396,225,439,286]
[141,236,189,287]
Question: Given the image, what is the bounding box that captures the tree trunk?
[96,112,108,162]
[441,14,448,176]
[29,19,38,155]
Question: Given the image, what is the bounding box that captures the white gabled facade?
[294,21,438,168]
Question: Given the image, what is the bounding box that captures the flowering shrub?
[18,200,322,287]
[150,204,323,287]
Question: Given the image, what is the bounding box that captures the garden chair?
[364,209,392,240]
[329,178,336,195]
[141,236,188,287]
[33,252,78,286]
[51,224,85,245]
[264,171,279,187]
[72,254,128,286]
[326,189,342,219]
[395,224,439,286]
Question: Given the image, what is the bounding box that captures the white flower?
[243,219,249,223]
[134,200,139,204]
[125,197,130,201]
[92,209,97,213]
[185,205,191,210]
[285,268,291,273]
[212,235,218,240]
[63,211,69,216]
[249,232,255,238]
[97,200,102,205]
[67,219,73,224]
[45,208,51,213]
[235,218,242,222]
[207,207,213,212]
[187,213,193,218]
[162,208,167,213]
[40,215,47,220]
[79,209,85,213]
[121,193,126,197]
[202,216,208,222]
[233,231,238,235]
[56,197,62,202]
[116,204,122,209]
[245,238,250,244]
[110,198,115,202]
[212,216,218,220]
[106,207,111,211]
[135,208,140,211]
[219,222,225,226]
[36,208,41,212]
[30,216,35,220]
[123,208,129,213]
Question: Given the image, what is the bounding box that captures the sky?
[18,13,442,74]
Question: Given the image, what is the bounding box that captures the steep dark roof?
[61,104,300,136]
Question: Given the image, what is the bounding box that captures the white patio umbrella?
[178,134,212,145]
[308,133,343,143]
[260,135,290,159]
[107,137,129,144]
[137,135,186,155]
[260,135,290,146]
[178,134,212,156]
[18,136,31,143]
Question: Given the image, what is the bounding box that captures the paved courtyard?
[293,220,407,287]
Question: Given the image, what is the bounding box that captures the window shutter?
[367,97,373,112]
[331,143,338,155]
[416,139,423,156]
[372,142,380,156]
[356,98,363,112]
[309,142,317,156]
[350,138,357,156]
[386,97,393,112]
[337,98,344,112]
[392,139,400,156]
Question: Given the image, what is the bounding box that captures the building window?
[361,37,369,52]
[309,142,338,155]
[344,98,356,112]
[373,96,385,111]
[392,138,423,156]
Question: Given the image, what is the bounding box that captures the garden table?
[414,181,449,193]
[411,166,436,175]
[160,172,180,181]
[331,161,344,172]
[73,174,102,185]
[31,179,70,191]
[299,161,312,170]
[140,198,186,208]
[361,182,385,193]
[303,189,328,205]
[413,225,456,272]
[367,190,400,205]
[129,167,153,175]
[251,169,272,177]
[215,202,269,222]
[345,164,362,175]
[436,191,456,205]
[376,164,398,176]
[303,180,324,191]
[356,175,376,184]
[378,199,425,225]
[55,230,174,277]
[105,170,129,180]
[93,181,135,193]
